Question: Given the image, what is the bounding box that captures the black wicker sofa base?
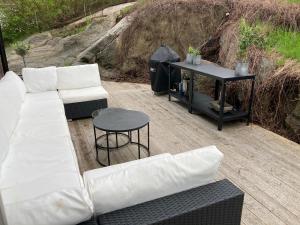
[79,179,244,225]
[64,99,108,120]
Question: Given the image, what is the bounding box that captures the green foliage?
[116,4,136,22]
[12,41,30,57]
[188,46,201,56]
[266,27,300,61]
[238,19,300,62]
[238,18,266,60]
[0,0,133,43]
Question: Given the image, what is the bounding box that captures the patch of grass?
[266,28,300,61]
[287,0,300,3]
[239,19,300,62]
[116,4,136,22]
[51,18,92,38]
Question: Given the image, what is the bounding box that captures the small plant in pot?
[186,46,195,64]
[186,46,202,65]
[193,49,202,65]
[12,41,30,67]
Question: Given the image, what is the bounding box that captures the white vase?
[182,79,188,93]
[193,55,202,65]
[239,62,249,75]
[186,54,194,64]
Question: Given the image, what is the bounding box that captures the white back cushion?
[22,66,57,93]
[0,73,24,177]
[0,128,9,178]
[83,146,223,215]
[2,71,26,101]
[0,75,23,139]
[57,64,101,90]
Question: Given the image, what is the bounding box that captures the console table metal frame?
[168,61,255,130]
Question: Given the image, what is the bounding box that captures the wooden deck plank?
[68,81,300,225]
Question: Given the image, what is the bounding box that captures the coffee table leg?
[115,132,118,148]
[106,131,110,166]
[138,129,141,159]
[93,126,98,161]
[147,123,150,156]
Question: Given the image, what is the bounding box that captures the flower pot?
[239,62,249,75]
[193,55,202,65]
[186,54,194,64]
[182,79,188,95]
[235,61,242,75]
[235,61,249,76]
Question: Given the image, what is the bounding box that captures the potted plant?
[12,41,30,67]
[186,46,202,65]
[193,49,202,65]
[186,46,195,64]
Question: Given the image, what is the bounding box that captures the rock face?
[114,1,229,77]
[75,1,229,82]
[6,2,135,74]
[76,16,133,65]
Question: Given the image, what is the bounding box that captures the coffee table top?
[93,108,150,132]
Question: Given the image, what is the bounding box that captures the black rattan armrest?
[79,179,244,225]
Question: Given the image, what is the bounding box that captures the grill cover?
[149,45,181,93]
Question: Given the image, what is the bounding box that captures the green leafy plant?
[12,42,30,67]
[238,18,266,61]
[188,46,201,56]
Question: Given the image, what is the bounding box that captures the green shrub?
[0,0,133,43]
[238,18,266,60]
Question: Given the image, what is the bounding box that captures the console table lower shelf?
[169,91,249,125]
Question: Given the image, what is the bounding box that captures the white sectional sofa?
[0,67,243,225]
[22,64,108,120]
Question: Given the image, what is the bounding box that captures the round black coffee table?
[93,108,150,166]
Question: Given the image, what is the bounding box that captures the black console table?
[168,61,255,131]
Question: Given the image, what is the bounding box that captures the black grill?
[149,45,181,94]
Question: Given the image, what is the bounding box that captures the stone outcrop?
[6,2,135,74]
[76,16,133,65]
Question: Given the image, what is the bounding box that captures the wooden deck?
[68,81,300,225]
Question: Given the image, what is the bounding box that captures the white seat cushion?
[25,91,60,102]
[83,146,223,215]
[57,64,101,90]
[59,86,108,104]
[22,66,57,93]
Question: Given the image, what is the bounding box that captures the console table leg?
[247,79,255,125]
[188,72,194,113]
[218,82,226,131]
[215,80,220,100]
